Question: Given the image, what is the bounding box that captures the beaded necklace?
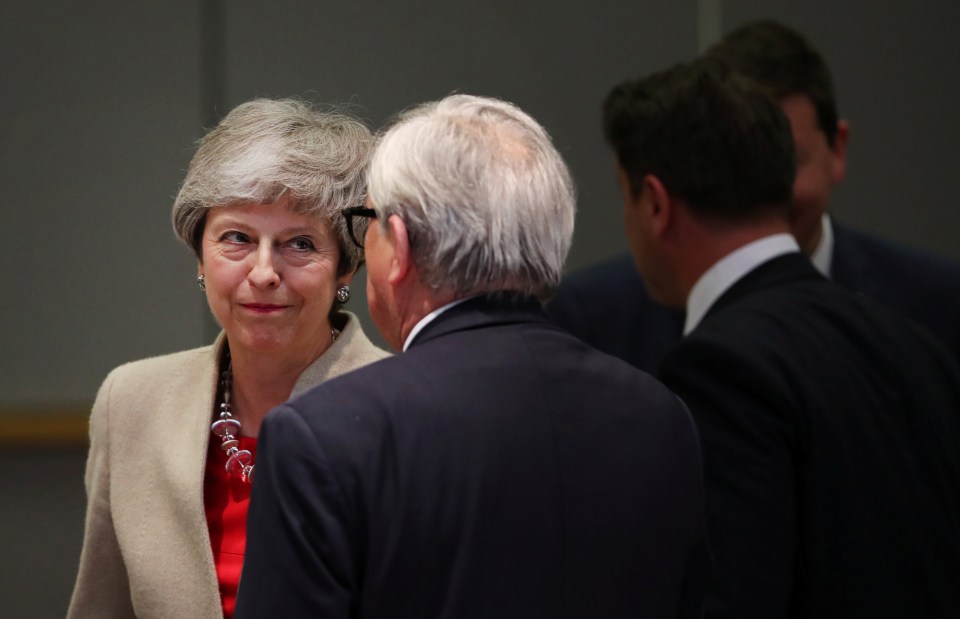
[210,329,339,483]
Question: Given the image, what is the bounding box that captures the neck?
[798,220,824,256]
[677,216,791,303]
[394,285,461,351]
[225,332,335,436]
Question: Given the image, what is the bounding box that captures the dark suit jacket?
[546,222,960,371]
[659,253,960,618]
[235,296,707,619]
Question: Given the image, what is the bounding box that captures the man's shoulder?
[676,270,949,375]
[286,352,407,412]
[285,317,675,422]
[668,283,813,366]
[834,223,960,286]
[833,223,960,353]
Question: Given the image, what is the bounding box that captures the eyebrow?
[209,218,327,238]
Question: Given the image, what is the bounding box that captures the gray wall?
[2,1,206,407]
[2,1,958,616]
[724,0,960,256]
[4,1,959,410]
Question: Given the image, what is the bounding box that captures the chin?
[230,329,291,355]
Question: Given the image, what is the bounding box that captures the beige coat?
[67,313,389,618]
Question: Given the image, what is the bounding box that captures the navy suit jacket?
[657,253,960,618]
[546,222,960,372]
[235,296,707,619]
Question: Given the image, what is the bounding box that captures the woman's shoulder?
[106,343,216,381]
[98,342,218,403]
[338,311,392,365]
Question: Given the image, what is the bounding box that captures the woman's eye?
[221,231,250,244]
[289,237,315,251]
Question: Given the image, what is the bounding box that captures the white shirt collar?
[402,297,473,352]
[809,213,833,277]
[684,233,800,334]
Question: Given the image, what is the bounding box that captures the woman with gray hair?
[68,98,389,619]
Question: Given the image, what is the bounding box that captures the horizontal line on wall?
[0,410,89,448]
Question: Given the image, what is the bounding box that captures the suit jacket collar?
[685,234,799,334]
[410,294,546,348]
[702,252,826,323]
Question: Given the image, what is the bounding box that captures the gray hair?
[367,94,576,299]
[172,98,372,275]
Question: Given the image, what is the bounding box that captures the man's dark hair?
[706,20,840,145]
[603,57,795,221]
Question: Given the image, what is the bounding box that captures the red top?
[204,434,257,619]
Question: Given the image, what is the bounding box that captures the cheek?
[794,152,836,202]
[204,265,238,298]
[297,267,338,308]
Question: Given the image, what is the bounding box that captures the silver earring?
[335,284,351,304]
[197,274,206,291]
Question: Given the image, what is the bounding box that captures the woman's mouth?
[241,303,289,313]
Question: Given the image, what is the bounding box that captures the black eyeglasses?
[342,206,377,249]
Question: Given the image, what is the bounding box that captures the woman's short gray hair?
[367,94,576,300]
[172,98,372,275]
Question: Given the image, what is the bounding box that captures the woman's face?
[199,198,349,363]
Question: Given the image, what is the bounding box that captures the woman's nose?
[248,242,280,288]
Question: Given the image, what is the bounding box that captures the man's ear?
[830,119,849,184]
[641,174,673,237]
[385,214,412,285]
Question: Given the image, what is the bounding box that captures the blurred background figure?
[68,98,389,619]
[236,94,707,619]
[548,19,960,370]
[605,57,960,618]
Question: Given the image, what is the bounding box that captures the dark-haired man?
[548,20,960,370]
[605,57,960,618]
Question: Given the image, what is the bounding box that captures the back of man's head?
[367,94,575,300]
[604,58,795,222]
[707,20,840,145]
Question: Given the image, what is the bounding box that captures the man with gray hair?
[236,94,707,618]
